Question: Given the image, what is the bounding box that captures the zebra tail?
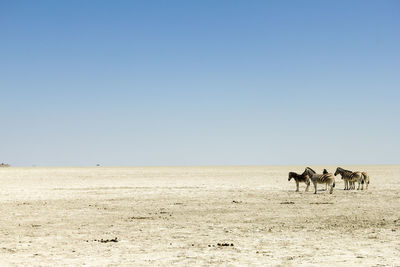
[333,182,335,188]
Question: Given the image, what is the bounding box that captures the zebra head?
[288,172,296,181]
[334,167,340,176]
[303,167,315,177]
[335,167,350,178]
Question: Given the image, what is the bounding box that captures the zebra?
[288,172,310,192]
[361,172,370,190]
[303,167,335,194]
[334,167,351,190]
[334,167,363,190]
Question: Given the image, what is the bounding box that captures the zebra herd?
[288,167,370,194]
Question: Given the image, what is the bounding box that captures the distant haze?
[1,1,399,166]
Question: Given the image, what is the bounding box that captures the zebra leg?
[329,183,334,194]
[305,181,310,192]
[296,181,299,192]
[313,182,317,194]
[357,182,360,190]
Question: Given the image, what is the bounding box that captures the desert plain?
[0,165,399,266]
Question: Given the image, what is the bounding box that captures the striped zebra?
[303,167,335,194]
[334,167,363,190]
[288,171,310,192]
[334,167,351,190]
[361,172,370,190]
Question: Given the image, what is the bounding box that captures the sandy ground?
[0,166,399,266]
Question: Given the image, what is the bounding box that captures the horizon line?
[2,163,399,168]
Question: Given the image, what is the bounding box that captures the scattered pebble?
[217,243,234,247]
[94,237,118,243]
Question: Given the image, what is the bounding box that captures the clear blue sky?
[1,0,399,166]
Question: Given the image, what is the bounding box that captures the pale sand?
[0,166,399,266]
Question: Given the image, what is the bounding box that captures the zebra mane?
[338,167,352,173]
[306,167,316,173]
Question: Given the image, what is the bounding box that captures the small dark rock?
[217,242,232,247]
[97,237,118,243]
